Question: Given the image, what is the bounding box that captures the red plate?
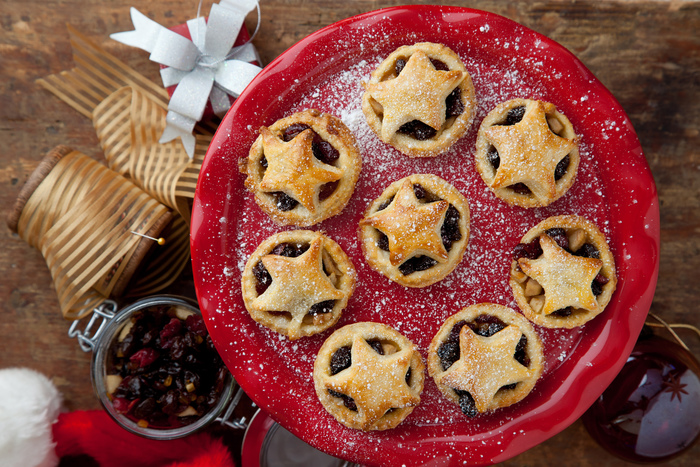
[191,6,659,466]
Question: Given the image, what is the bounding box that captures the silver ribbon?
[110,0,262,157]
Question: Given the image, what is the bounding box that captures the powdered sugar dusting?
[198,20,627,463]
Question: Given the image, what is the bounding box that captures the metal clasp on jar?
[68,300,118,352]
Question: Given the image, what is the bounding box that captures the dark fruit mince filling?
[328,340,411,412]
[282,123,340,166]
[375,184,461,275]
[106,305,227,429]
[486,106,571,194]
[253,243,337,319]
[437,315,529,417]
[393,56,463,140]
[260,124,341,210]
[513,228,610,317]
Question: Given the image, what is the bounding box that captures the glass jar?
[71,295,244,439]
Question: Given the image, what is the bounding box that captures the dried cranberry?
[318,181,338,201]
[312,140,339,165]
[330,346,352,375]
[130,348,159,368]
[274,192,298,211]
[398,120,437,140]
[398,255,438,275]
[546,228,569,250]
[160,318,182,342]
[185,314,207,337]
[282,123,311,141]
[555,155,570,181]
[513,239,543,261]
[504,106,526,126]
[112,396,130,414]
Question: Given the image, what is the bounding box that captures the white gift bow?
[110,0,262,157]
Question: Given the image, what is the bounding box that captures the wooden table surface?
[2,0,699,466]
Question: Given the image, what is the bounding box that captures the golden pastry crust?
[240,109,362,226]
[313,322,425,431]
[358,174,470,287]
[427,303,543,415]
[509,215,617,328]
[362,42,477,157]
[475,98,580,207]
[241,230,356,339]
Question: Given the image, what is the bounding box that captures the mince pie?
[362,42,477,157]
[428,303,543,416]
[241,230,356,340]
[509,215,617,328]
[240,109,362,226]
[475,98,580,207]
[358,174,470,287]
[313,322,425,431]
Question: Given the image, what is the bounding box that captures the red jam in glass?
[106,304,227,429]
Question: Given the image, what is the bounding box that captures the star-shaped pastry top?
[365,51,465,141]
[361,180,449,266]
[258,127,342,212]
[325,335,419,427]
[518,234,603,315]
[435,324,532,413]
[483,101,577,203]
[251,237,344,336]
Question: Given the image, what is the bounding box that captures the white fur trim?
[0,368,62,467]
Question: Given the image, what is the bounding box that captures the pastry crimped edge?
[509,215,617,328]
[358,174,470,288]
[475,98,580,207]
[241,109,362,226]
[427,303,544,414]
[313,322,425,431]
[361,42,477,157]
[241,230,356,339]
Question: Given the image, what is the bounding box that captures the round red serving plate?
[191,6,659,466]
